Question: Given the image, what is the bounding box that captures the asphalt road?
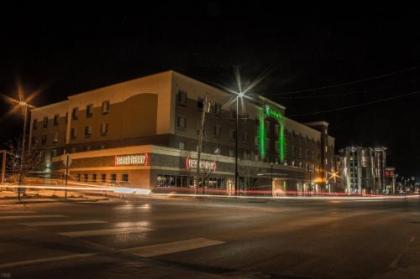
[0,196,419,279]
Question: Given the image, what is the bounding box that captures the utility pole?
[64,153,70,199]
[235,97,239,195]
[196,95,209,195]
[18,104,29,201]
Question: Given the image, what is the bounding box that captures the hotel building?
[338,146,387,194]
[29,71,335,194]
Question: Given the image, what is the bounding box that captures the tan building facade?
[29,71,335,194]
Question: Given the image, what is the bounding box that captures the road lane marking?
[20,220,107,227]
[59,227,152,237]
[123,238,225,257]
[0,253,96,269]
[0,215,65,220]
[389,236,416,269]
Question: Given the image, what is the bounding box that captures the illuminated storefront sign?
[185,157,217,171]
[258,105,285,162]
[115,154,148,166]
[384,167,395,177]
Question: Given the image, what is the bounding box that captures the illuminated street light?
[218,68,270,195]
[1,82,39,200]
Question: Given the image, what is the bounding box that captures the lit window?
[72,107,79,120]
[179,142,185,150]
[102,101,110,114]
[229,150,234,157]
[53,132,59,143]
[100,123,108,136]
[86,104,93,118]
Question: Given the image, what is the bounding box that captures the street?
[0,196,419,278]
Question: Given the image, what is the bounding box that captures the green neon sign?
[258,105,285,162]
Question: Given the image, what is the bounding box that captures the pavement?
[0,196,419,278]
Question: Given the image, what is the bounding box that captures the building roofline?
[31,100,69,112]
[304,121,329,127]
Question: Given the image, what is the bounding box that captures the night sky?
[1,6,420,176]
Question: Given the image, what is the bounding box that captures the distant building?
[338,146,387,194]
[29,70,335,194]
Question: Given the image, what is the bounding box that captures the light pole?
[235,95,239,195]
[2,86,37,200]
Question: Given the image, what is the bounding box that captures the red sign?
[115,154,148,166]
[185,157,217,172]
[384,167,395,177]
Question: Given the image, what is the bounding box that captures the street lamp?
[1,84,38,200]
[218,67,270,195]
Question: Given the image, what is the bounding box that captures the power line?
[277,89,368,99]
[289,90,420,117]
[274,66,419,96]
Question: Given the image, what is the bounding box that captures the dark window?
[43,117,48,128]
[72,107,79,120]
[31,136,37,145]
[111,174,117,184]
[41,135,47,145]
[177,90,187,105]
[53,114,59,126]
[197,97,204,110]
[33,119,38,130]
[176,116,186,129]
[122,174,129,183]
[212,103,222,115]
[242,131,248,142]
[70,128,77,140]
[92,174,97,182]
[101,174,106,183]
[84,174,88,182]
[214,125,221,137]
[102,101,110,114]
[86,104,93,118]
[76,174,81,181]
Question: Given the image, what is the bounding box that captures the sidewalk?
[0,188,113,204]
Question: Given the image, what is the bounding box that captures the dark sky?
[1,5,420,175]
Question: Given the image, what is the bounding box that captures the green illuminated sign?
[258,105,285,162]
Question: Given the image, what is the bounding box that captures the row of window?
[71,101,110,120]
[33,101,111,130]
[177,90,223,114]
[75,173,128,184]
[33,115,61,130]
[32,124,109,145]
[71,123,109,139]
